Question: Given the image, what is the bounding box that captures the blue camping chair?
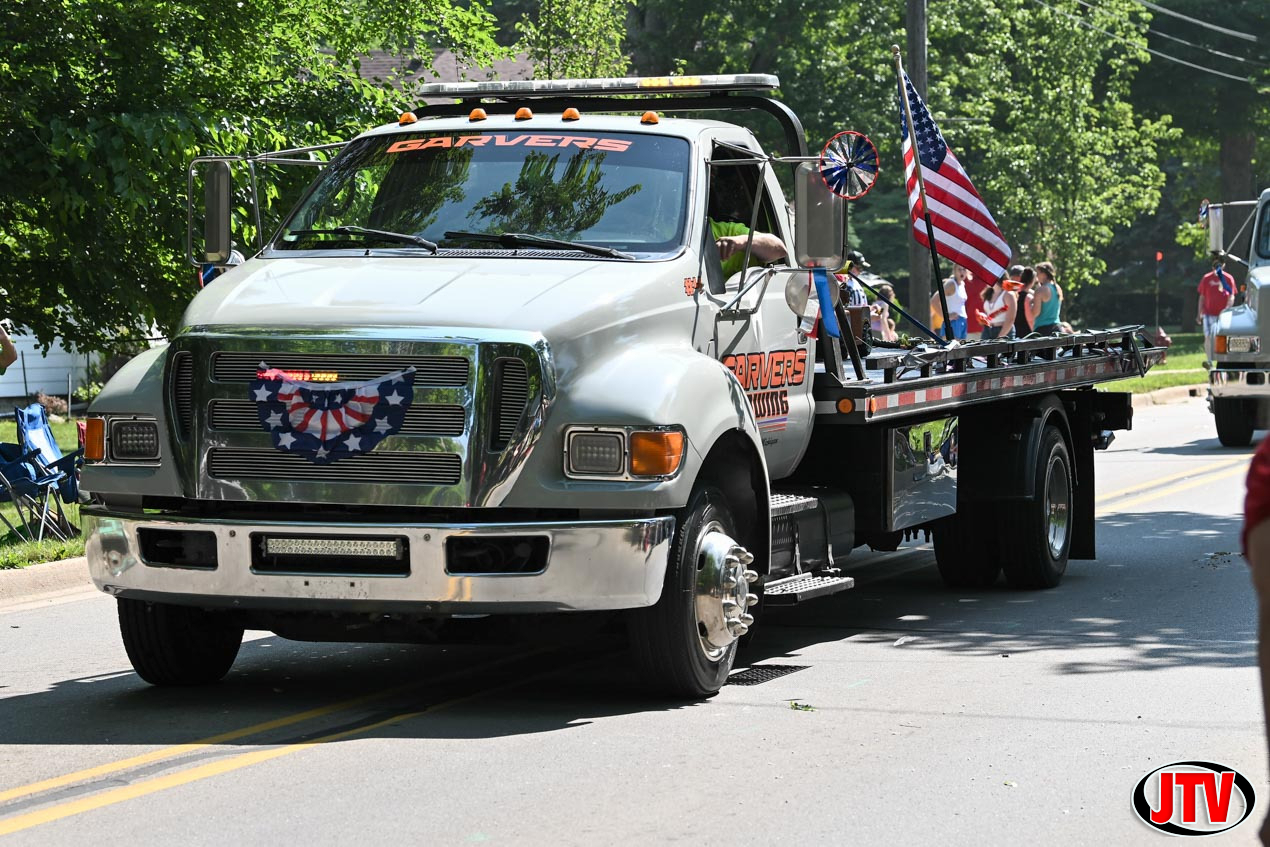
[16,403,82,504]
[0,443,69,542]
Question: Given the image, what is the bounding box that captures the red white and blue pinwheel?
[818,131,879,200]
[250,364,415,464]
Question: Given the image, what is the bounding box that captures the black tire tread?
[1000,426,1071,589]
[118,598,244,686]
[1214,398,1254,448]
[628,486,736,699]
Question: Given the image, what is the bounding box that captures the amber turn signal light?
[84,417,106,462]
[1215,335,1228,354]
[629,430,685,477]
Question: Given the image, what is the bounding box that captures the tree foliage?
[516,0,632,79]
[0,0,500,349]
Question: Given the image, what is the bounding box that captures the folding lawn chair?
[0,443,69,542]
[14,403,82,536]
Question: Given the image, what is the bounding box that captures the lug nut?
[738,550,755,565]
[745,593,759,608]
[723,576,738,589]
[723,600,740,617]
[740,613,755,627]
[743,569,758,584]
[729,621,749,637]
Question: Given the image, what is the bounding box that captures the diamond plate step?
[770,493,819,518]
[763,573,855,606]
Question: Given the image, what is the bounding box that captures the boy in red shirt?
[1198,255,1236,364]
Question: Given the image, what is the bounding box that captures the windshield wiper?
[442,231,633,260]
[288,226,438,253]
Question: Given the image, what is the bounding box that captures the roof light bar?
[415,74,780,100]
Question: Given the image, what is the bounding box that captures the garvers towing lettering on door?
[722,350,807,433]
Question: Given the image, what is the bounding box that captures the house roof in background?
[357,49,534,103]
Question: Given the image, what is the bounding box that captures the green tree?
[516,0,633,79]
[0,0,501,350]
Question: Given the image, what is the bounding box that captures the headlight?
[566,429,625,475]
[109,418,160,461]
[564,426,685,479]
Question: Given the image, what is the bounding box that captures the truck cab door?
[704,133,814,480]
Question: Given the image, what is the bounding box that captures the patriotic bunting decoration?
[250,364,415,464]
[898,72,1011,285]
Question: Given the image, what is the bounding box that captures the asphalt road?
[0,395,1263,845]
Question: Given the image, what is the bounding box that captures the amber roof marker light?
[468,108,488,122]
[562,107,581,121]
[398,111,418,126]
[514,107,534,121]
[640,111,660,125]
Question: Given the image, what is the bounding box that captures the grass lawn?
[1102,331,1210,394]
[1,416,84,569]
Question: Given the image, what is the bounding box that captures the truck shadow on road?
[753,509,1253,677]
[0,510,1252,757]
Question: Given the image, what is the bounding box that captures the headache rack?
[817,326,1167,424]
[409,73,809,156]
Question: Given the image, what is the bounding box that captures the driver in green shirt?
[711,219,787,278]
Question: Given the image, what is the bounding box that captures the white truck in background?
[1206,188,1270,446]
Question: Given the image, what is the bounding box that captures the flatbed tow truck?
[81,75,1164,697]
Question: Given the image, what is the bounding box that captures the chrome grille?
[208,448,462,485]
[171,351,194,440]
[211,352,470,385]
[208,399,465,436]
[493,358,529,449]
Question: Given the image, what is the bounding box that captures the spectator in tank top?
[978,275,1017,341]
[1028,261,1064,336]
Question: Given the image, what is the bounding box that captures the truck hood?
[181,255,686,339]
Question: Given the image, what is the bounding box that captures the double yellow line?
[1094,455,1251,515]
[0,648,576,837]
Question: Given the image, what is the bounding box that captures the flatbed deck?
[814,326,1165,424]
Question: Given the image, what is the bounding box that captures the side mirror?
[1207,204,1224,255]
[203,162,233,264]
[793,163,846,270]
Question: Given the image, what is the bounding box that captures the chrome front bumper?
[84,509,674,614]
[1209,368,1270,398]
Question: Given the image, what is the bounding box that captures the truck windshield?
[275,130,691,257]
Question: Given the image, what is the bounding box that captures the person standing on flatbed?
[1028,261,1064,336]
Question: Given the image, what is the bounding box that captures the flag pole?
[893,45,954,342]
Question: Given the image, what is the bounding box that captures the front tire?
[1000,426,1072,589]
[1214,398,1254,447]
[628,486,755,698]
[118,598,244,686]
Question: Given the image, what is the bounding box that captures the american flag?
[899,72,1011,285]
[250,365,415,464]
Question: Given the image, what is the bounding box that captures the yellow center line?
[1095,455,1249,504]
[1096,464,1250,515]
[0,655,597,838]
[0,649,539,805]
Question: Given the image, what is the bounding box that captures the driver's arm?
[715,231,788,264]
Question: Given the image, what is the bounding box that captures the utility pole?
[906,0,930,328]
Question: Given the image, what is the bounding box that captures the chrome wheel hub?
[694,524,759,660]
[1045,454,1070,559]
